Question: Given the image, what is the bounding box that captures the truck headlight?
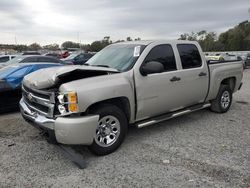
[57,91,79,114]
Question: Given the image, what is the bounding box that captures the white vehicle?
[0,55,16,63]
[20,40,243,155]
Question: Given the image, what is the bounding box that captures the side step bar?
[136,103,211,128]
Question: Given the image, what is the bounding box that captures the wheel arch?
[221,77,236,92]
[86,97,131,122]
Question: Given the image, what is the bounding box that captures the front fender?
[59,72,135,122]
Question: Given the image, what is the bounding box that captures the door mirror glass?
[140,61,164,76]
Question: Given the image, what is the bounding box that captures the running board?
[136,103,211,128]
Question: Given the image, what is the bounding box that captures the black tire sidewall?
[88,104,128,155]
[218,85,232,113]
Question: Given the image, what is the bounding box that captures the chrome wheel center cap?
[104,128,111,135]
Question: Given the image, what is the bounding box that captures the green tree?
[126,37,132,41]
[90,41,104,52]
[13,45,28,52]
[61,41,80,49]
[218,21,250,51]
[179,32,197,41]
[199,32,217,51]
[43,43,59,50]
[81,44,91,52]
[28,43,42,51]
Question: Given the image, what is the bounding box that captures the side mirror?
[140,61,164,76]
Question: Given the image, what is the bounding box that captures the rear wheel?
[210,85,232,113]
[88,104,128,155]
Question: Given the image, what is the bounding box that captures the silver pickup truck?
[20,40,243,155]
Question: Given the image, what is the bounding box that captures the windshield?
[87,44,146,71]
[5,56,25,65]
[63,53,80,60]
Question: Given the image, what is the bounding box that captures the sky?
[0,0,249,45]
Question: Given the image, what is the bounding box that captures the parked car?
[224,53,238,61]
[205,55,224,61]
[20,40,243,155]
[62,52,94,65]
[61,51,70,58]
[0,63,62,112]
[22,51,41,55]
[45,53,61,59]
[245,54,250,68]
[0,55,64,69]
[0,55,16,63]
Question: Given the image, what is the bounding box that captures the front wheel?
[210,85,232,113]
[88,104,128,155]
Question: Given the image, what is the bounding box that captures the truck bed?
[206,60,243,101]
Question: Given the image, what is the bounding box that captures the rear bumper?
[20,98,99,145]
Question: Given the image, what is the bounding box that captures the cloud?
[0,0,249,45]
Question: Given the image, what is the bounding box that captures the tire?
[88,104,128,155]
[210,85,232,113]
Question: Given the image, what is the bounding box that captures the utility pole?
[248,8,250,21]
[77,32,80,44]
[14,35,17,45]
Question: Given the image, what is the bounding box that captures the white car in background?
[0,55,16,63]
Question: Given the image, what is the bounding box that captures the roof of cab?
[111,40,199,46]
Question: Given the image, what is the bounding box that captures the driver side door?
[135,44,184,121]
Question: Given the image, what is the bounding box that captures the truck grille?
[22,85,56,118]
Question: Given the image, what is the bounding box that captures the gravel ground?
[1,70,250,188]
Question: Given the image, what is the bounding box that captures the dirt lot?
[0,70,250,188]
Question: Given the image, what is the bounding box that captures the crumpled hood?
[23,65,119,89]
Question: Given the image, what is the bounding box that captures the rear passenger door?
[176,44,209,106]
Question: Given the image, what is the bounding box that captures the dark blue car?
[0,63,62,112]
[62,52,94,65]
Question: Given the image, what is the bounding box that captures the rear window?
[38,57,60,63]
[177,44,202,69]
[21,57,38,63]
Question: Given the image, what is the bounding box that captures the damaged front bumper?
[20,98,99,145]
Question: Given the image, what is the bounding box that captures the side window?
[48,58,60,63]
[85,54,93,59]
[38,57,58,63]
[10,67,30,77]
[144,44,177,71]
[75,54,84,61]
[177,44,202,69]
[38,57,46,62]
[21,57,38,63]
